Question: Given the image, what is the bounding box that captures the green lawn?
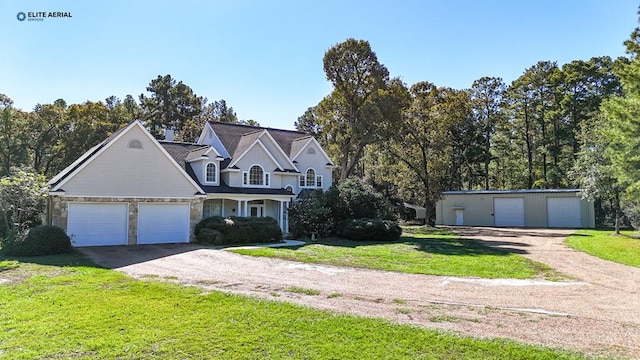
[0,253,590,359]
[565,229,640,267]
[232,227,562,279]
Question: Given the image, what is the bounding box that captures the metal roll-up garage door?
[67,203,128,247]
[494,198,525,227]
[547,197,582,228]
[137,203,190,244]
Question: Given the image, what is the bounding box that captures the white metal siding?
[494,198,525,227]
[67,203,128,247]
[137,203,190,244]
[547,197,582,228]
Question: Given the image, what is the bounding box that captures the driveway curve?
[80,227,640,358]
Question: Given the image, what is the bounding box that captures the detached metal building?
[436,189,595,229]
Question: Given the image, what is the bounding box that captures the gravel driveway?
[80,227,640,358]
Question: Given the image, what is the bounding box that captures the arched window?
[305,168,315,187]
[205,163,216,183]
[249,165,264,185]
[285,185,294,194]
[299,168,322,188]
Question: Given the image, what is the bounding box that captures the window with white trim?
[243,165,269,187]
[285,185,294,194]
[205,163,216,183]
[300,168,323,188]
[250,165,263,185]
[305,168,315,186]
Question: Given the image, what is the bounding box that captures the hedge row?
[195,216,282,245]
[1,225,71,256]
[341,218,402,242]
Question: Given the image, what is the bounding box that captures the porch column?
[221,199,225,217]
[237,200,241,217]
[279,201,284,232]
[284,201,289,233]
[243,200,248,217]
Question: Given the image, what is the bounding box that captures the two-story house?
[47,120,334,247]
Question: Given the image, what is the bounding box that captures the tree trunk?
[614,190,621,235]
[484,138,490,190]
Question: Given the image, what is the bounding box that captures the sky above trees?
[2,0,637,130]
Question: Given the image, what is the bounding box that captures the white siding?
[281,174,299,194]
[235,145,280,187]
[292,143,332,191]
[62,125,200,197]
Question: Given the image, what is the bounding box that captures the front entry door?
[249,205,264,217]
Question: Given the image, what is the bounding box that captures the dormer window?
[205,163,216,183]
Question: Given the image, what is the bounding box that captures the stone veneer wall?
[50,196,204,245]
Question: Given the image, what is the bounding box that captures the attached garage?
[494,198,525,227]
[67,203,128,247]
[436,189,595,229]
[137,203,190,244]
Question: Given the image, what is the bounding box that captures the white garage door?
[547,197,582,228]
[494,198,525,227]
[67,203,128,247]
[137,203,190,244]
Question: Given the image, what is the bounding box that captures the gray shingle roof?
[159,141,209,171]
[161,140,293,196]
[208,121,308,159]
[289,137,311,159]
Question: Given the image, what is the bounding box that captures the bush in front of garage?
[1,225,72,256]
[195,216,282,245]
[340,218,402,242]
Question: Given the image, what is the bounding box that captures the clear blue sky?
[2,0,637,130]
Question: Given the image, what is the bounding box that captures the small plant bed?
[232,227,561,279]
[566,229,640,267]
[0,253,587,359]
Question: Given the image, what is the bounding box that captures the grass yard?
[232,227,561,279]
[0,253,587,359]
[566,229,640,267]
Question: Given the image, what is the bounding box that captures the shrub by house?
[195,216,282,245]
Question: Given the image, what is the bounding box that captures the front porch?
[203,195,292,233]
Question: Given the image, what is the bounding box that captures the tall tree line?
[0,74,251,179]
[300,39,624,225]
